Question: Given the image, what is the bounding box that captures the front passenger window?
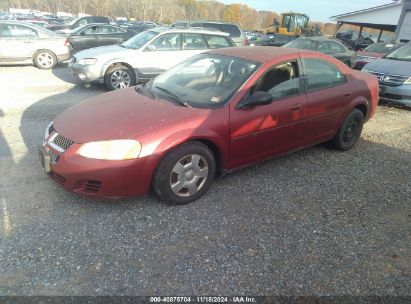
[257,61,300,100]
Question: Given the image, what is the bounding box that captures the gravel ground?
[0,64,410,296]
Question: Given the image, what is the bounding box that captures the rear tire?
[33,50,57,69]
[104,64,135,91]
[152,142,216,205]
[329,109,364,151]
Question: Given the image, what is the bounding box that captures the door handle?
[291,104,302,111]
[344,92,352,97]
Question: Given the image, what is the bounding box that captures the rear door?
[300,57,352,144]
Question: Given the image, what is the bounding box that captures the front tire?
[104,64,135,90]
[33,50,57,69]
[153,142,216,205]
[329,109,364,151]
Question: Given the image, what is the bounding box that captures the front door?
[229,59,308,167]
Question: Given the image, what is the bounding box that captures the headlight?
[77,58,97,65]
[44,121,54,139]
[404,77,411,84]
[77,140,141,160]
[361,67,369,73]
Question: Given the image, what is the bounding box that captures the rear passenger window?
[304,58,346,92]
[204,35,232,48]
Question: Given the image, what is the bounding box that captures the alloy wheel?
[110,70,131,89]
[37,53,54,68]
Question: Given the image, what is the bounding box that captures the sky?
[217,0,396,22]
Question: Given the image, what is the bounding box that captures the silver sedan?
[0,21,72,69]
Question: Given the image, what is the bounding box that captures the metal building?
[330,0,411,43]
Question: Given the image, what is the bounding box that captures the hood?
[357,51,382,58]
[365,58,411,77]
[53,87,207,143]
[73,44,132,59]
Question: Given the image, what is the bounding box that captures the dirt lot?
[0,64,410,295]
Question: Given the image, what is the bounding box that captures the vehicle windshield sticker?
[211,96,222,103]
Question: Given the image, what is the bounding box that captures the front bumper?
[40,139,160,198]
[68,60,105,84]
[379,84,411,107]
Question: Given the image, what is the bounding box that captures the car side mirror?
[146,44,156,51]
[236,91,272,109]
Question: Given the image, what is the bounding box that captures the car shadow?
[52,63,80,85]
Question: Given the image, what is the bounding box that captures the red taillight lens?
[243,39,249,46]
[64,38,70,47]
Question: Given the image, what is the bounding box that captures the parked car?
[67,23,137,52]
[172,21,248,46]
[254,34,294,47]
[362,43,411,107]
[69,27,236,90]
[0,21,72,69]
[40,47,379,204]
[283,37,356,68]
[355,42,403,69]
[48,16,110,34]
[24,20,50,28]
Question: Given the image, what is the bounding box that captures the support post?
[377,29,383,42]
[354,25,363,50]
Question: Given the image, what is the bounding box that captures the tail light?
[64,38,70,47]
[243,39,249,46]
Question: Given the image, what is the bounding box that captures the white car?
[69,27,236,90]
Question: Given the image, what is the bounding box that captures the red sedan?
[40,47,379,204]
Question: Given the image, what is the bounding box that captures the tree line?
[0,0,337,34]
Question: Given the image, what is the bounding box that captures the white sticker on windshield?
[211,96,221,103]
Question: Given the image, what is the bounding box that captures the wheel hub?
[170,154,209,197]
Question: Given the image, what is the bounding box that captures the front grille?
[81,180,102,193]
[369,71,409,87]
[53,134,74,151]
[49,171,66,186]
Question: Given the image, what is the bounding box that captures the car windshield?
[284,39,319,50]
[149,54,260,108]
[385,43,411,61]
[121,30,158,49]
[67,17,81,26]
[70,24,89,34]
[365,43,399,53]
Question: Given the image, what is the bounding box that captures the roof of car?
[151,27,230,36]
[296,36,342,42]
[207,46,313,62]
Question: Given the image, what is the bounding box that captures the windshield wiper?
[154,85,190,107]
